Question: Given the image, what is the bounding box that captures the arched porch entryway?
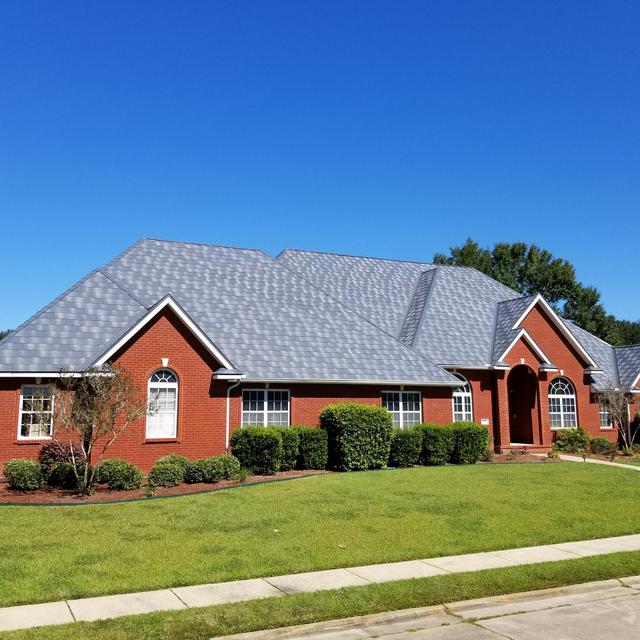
[507,365,540,444]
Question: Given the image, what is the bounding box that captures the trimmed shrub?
[185,454,242,483]
[38,441,73,474]
[293,426,328,470]
[4,459,43,491]
[552,427,590,453]
[320,402,393,471]
[590,437,617,457]
[271,427,300,471]
[156,455,190,480]
[95,458,143,490]
[148,462,183,487]
[46,461,78,489]
[231,427,283,475]
[417,424,455,465]
[450,422,490,464]
[388,427,423,467]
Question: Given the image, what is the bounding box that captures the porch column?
[494,371,511,451]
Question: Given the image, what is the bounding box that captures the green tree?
[434,238,639,345]
[0,330,10,341]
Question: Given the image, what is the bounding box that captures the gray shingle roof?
[1,239,638,390]
[0,239,457,385]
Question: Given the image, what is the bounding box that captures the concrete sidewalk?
[218,575,640,639]
[2,534,640,633]
[558,454,640,471]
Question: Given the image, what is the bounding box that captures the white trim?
[630,372,640,389]
[92,295,234,370]
[214,374,247,380]
[497,328,554,365]
[239,378,461,387]
[241,388,290,426]
[0,372,85,378]
[17,384,54,441]
[511,294,596,366]
[381,390,422,428]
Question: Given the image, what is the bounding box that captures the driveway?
[218,575,640,639]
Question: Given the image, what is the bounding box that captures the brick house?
[1,238,638,471]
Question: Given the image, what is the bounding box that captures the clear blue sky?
[1,1,638,330]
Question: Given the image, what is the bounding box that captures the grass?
[2,551,640,640]
[1,464,639,608]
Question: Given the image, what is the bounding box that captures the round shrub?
[184,454,242,483]
[96,458,143,490]
[552,427,590,453]
[46,461,78,489]
[149,462,183,487]
[231,427,283,475]
[450,422,490,464]
[271,427,300,471]
[293,426,328,470]
[320,402,393,471]
[388,427,423,467]
[38,441,73,474]
[155,455,190,480]
[4,459,43,491]
[590,437,617,457]
[417,424,455,465]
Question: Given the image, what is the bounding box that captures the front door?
[507,365,537,444]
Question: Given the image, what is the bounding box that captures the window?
[146,369,178,439]
[599,401,613,429]
[242,389,290,426]
[381,391,422,428]
[452,374,473,422]
[548,377,577,429]
[18,385,54,439]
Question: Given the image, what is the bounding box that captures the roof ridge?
[0,268,102,348]
[398,268,439,347]
[137,236,271,257]
[278,247,440,269]
[273,259,455,381]
[97,269,149,310]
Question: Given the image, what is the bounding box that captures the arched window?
[452,374,473,422]
[548,377,577,429]
[147,369,178,439]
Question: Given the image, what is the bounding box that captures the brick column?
[494,370,511,452]
[538,373,553,447]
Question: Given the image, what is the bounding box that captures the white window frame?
[548,377,578,430]
[599,401,613,429]
[17,384,54,440]
[381,391,422,428]
[451,374,473,422]
[241,389,290,427]
[146,369,179,439]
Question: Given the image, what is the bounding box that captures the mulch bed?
[0,469,331,505]
[484,453,558,463]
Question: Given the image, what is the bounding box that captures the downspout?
[226,379,242,452]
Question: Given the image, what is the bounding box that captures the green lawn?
[1,464,639,608]
[3,551,640,640]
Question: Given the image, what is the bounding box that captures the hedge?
[149,462,183,487]
[155,455,190,481]
[96,458,144,490]
[185,454,242,483]
[417,424,455,465]
[590,437,617,456]
[320,402,392,471]
[231,427,283,475]
[293,426,328,470]
[388,427,423,467]
[4,459,43,491]
[552,427,590,453]
[450,421,490,464]
[271,427,300,471]
[38,441,73,474]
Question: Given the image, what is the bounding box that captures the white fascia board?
[213,374,247,380]
[511,294,596,366]
[631,373,640,389]
[0,372,84,378]
[92,295,234,370]
[497,328,553,365]
[239,378,463,387]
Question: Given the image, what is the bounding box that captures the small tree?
[596,384,639,451]
[52,365,153,494]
